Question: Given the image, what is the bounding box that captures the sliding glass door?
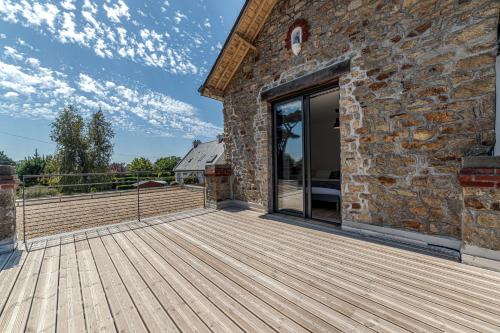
[274,98,304,214]
[273,87,342,222]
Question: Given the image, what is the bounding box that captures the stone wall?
[221,0,499,239]
[0,165,17,253]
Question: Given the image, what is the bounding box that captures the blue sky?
[0,0,244,162]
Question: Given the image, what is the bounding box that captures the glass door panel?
[275,98,304,214]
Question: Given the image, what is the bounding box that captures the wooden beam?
[214,41,244,90]
[234,33,256,52]
[221,46,252,91]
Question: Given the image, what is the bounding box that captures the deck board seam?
[103,227,183,332]
[206,212,500,325]
[83,235,119,333]
[165,219,434,333]
[73,236,89,333]
[130,226,249,333]
[119,226,219,333]
[146,221,356,333]
[178,215,488,333]
[214,211,500,309]
[140,225,283,333]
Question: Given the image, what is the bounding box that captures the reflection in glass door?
[274,98,304,214]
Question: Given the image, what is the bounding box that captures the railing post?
[137,172,141,222]
[22,176,26,248]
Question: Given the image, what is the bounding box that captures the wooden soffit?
[199,0,278,100]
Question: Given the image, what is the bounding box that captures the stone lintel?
[260,59,350,101]
[205,164,232,177]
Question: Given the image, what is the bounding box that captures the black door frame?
[272,82,340,219]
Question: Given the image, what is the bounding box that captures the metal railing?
[18,172,206,244]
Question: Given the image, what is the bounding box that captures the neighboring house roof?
[199,0,277,100]
[174,139,225,172]
[132,180,167,187]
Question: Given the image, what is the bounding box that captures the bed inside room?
[309,89,342,222]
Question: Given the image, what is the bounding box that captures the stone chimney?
[193,139,202,148]
[0,165,17,253]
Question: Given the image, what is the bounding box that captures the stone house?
[200,0,500,270]
[174,137,225,184]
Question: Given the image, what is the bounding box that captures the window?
[206,154,217,163]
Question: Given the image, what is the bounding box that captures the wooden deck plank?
[25,241,60,333]
[230,210,500,284]
[133,226,274,333]
[75,234,116,333]
[145,215,346,333]
[97,228,180,332]
[206,211,500,327]
[2,208,500,332]
[138,223,310,333]
[226,210,500,294]
[122,225,243,333]
[212,211,500,318]
[0,242,46,333]
[108,225,212,333]
[85,231,148,333]
[156,222,376,333]
[201,212,500,333]
[179,213,490,333]
[57,237,86,333]
[0,250,27,317]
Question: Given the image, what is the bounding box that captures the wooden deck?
[1,208,500,332]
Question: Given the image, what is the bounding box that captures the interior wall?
[310,90,341,177]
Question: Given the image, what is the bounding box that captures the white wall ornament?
[285,19,309,57]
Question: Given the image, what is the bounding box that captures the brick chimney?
[193,139,202,148]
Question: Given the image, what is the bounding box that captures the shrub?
[116,184,134,191]
[183,175,199,184]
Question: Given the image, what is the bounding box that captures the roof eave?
[199,0,251,100]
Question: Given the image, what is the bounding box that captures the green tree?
[87,109,114,172]
[127,157,154,172]
[154,156,181,175]
[50,105,88,174]
[16,149,45,184]
[0,151,15,166]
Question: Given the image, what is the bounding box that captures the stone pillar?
[458,156,500,272]
[204,164,232,209]
[0,165,17,254]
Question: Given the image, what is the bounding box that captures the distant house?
[132,180,167,189]
[174,136,225,184]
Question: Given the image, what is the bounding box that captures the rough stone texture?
[0,165,17,249]
[220,0,499,239]
[204,164,232,207]
[460,166,500,251]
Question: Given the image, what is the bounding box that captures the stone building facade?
[200,0,500,269]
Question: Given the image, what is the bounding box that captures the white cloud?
[60,0,76,11]
[4,91,18,98]
[3,46,23,61]
[103,0,130,23]
[204,18,211,28]
[0,0,202,75]
[0,55,219,138]
[174,11,187,24]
